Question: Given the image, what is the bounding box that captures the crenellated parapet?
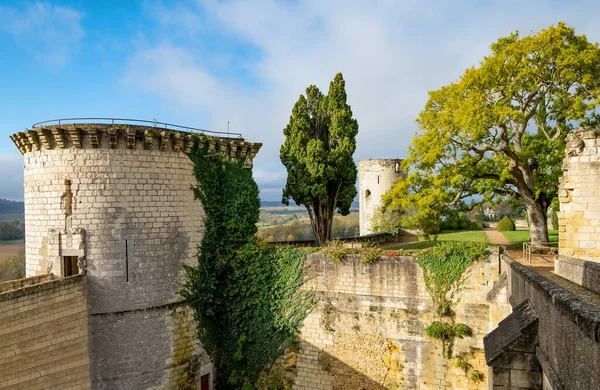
[10,123,262,167]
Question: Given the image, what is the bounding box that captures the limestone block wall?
[0,274,91,389]
[500,254,600,390]
[20,145,202,311]
[294,251,510,390]
[359,159,404,236]
[558,128,600,261]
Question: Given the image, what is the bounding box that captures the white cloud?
[0,2,84,67]
[124,0,600,200]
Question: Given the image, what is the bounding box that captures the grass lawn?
[387,230,488,250]
[0,238,24,244]
[501,230,559,248]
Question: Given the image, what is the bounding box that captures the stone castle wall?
[293,251,510,390]
[0,274,91,389]
[494,254,600,390]
[558,128,600,261]
[359,159,404,236]
[8,123,261,389]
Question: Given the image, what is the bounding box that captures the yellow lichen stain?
[381,339,403,389]
[169,305,199,390]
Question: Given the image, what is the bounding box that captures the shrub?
[470,370,484,383]
[359,241,382,263]
[425,321,455,342]
[440,211,482,231]
[551,198,559,231]
[321,240,354,262]
[454,358,472,374]
[496,216,516,231]
[453,323,472,338]
[424,321,471,357]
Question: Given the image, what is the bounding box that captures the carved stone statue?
[60,179,73,216]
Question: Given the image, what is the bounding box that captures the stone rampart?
[0,274,91,389]
[493,254,600,390]
[294,250,510,389]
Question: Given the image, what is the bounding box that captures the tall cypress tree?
[280,73,358,245]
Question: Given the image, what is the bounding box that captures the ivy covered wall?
[180,145,315,389]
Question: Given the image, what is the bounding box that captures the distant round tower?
[359,159,404,236]
[11,122,261,389]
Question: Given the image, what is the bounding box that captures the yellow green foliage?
[382,22,600,244]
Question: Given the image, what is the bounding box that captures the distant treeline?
[0,220,24,241]
[256,213,359,242]
[0,199,24,217]
[261,200,359,208]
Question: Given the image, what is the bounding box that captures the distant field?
[0,239,24,262]
[0,239,25,282]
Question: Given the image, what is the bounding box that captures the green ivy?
[417,242,485,359]
[180,145,315,389]
[424,321,471,357]
[416,242,486,317]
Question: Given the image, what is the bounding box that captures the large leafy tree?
[280,73,358,246]
[383,23,600,244]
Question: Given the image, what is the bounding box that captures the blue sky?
[1,0,600,201]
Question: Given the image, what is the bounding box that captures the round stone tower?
[10,122,261,389]
[359,158,404,236]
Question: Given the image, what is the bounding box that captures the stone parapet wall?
[558,128,600,262]
[0,274,91,389]
[0,273,54,293]
[294,251,510,389]
[500,254,600,390]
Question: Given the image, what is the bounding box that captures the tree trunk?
[525,201,549,244]
[308,201,334,246]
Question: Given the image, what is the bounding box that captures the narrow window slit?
[125,240,129,282]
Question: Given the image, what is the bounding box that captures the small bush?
[469,370,484,383]
[425,321,455,341]
[453,323,472,338]
[454,358,472,374]
[321,240,354,262]
[496,216,516,231]
[359,241,382,263]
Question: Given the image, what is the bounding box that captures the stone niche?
[47,227,86,277]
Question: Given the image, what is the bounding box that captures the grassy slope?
[387,230,488,250]
[501,230,559,247]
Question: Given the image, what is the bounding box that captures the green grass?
[501,230,559,247]
[387,230,488,250]
[0,238,24,244]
